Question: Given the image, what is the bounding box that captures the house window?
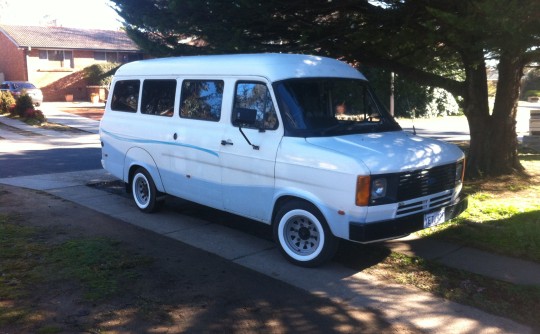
[125,53,143,62]
[64,51,73,67]
[49,50,64,61]
[95,52,143,63]
[94,51,117,62]
[94,51,106,61]
[106,52,118,63]
[38,50,73,68]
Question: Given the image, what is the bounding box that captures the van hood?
[305,131,464,174]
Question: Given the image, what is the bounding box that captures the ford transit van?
[100,53,467,267]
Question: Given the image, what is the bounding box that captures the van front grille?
[396,191,454,217]
[396,163,456,201]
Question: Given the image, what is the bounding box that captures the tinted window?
[233,82,278,130]
[111,80,140,112]
[141,79,177,117]
[180,80,223,121]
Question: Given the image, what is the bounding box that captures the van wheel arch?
[272,197,339,267]
[124,147,165,193]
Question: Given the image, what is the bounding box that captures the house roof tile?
[0,24,140,52]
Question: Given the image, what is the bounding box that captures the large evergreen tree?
[111,0,540,178]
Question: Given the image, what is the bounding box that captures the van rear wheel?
[273,200,339,267]
[132,168,160,213]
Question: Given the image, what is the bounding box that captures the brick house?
[0,24,143,101]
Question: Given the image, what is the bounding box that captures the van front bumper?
[349,195,468,243]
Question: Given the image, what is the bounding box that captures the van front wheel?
[132,168,159,213]
[273,200,338,267]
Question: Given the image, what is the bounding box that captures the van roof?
[114,53,367,82]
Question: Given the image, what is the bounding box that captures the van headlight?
[455,159,465,184]
[356,176,392,206]
[371,178,387,199]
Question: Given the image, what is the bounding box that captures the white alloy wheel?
[132,168,158,213]
[274,200,338,267]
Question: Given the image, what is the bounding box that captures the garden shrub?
[84,63,120,87]
[524,90,540,98]
[23,109,46,123]
[0,91,16,114]
[426,87,461,117]
[14,94,35,117]
[521,68,540,100]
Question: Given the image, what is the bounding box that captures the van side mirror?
[233,108,260,150]
[234,107,257,126]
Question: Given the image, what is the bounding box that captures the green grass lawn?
[0,217,152,331]
[418,150,540,263]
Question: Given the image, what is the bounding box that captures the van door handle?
[221,139,234,146]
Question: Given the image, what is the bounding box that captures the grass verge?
[418,149,540,263]
[365,251,540,330]
[0,215,151,330]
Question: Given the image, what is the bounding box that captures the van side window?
[141,79,176,117]
[180,80,224,121]
[233,82,278,130]
[111,80,140,112]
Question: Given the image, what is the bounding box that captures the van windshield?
[273,78,401,137]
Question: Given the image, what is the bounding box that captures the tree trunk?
[465,53,524,178]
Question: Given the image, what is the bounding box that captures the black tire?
[131,168,160,213]
[273,200,339,267]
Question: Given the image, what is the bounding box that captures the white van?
[100,53,467,267]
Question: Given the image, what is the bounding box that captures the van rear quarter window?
[141,79,176,117]
[180,80,224,121]
[111,80,140,112]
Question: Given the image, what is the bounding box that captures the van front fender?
[124,147,166,193]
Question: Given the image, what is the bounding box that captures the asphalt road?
[0,146,102,178]
[0,119,102,178]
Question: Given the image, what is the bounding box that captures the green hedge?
[524,90,540,98]
[84,63,120,87]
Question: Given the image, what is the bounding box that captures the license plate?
[424,208,445,228]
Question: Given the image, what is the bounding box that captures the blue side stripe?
[101,129,219,157]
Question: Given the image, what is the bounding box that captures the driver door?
[220,80,283,221]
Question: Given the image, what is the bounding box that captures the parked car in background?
[0,81,43,106]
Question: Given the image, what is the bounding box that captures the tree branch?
[354,53,465,97]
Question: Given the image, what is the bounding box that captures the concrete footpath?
[1,103,539,333]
